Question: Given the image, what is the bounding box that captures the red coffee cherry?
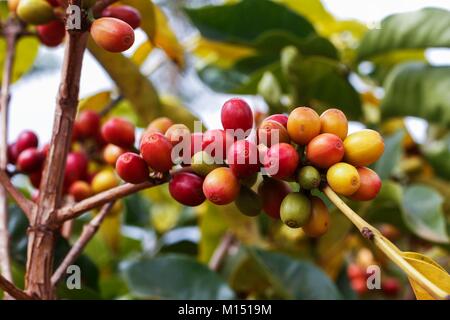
[257,120,290,147]
[64,152,88,185]
[347,263,365,280]
[264,143,299,180]
[16,130,39,154]
[265,114,288,128]
[140,132,173,172]
[76,110,101,138]
[287,107,321,145]
[69,181,93,201]
[349,167,382,201]
[203,167,240,205]
[202,129,232,160]
[29,170,42,189]
[257,178,291,219]
[306,133,344,168]
[169,172,206,207]
[101,117,135,149]
[7,143,19,164]
[17,148,44,173]
[165,124,190,146]
[116,152,149,184]
[46,0,59,7]
[382,278,400,296]
[101,5,141,30]
[320,108,348,140]
[221,98,253,135]
[226,140,259,179]
[37,20,65,47]
[91,17,135,53]
[351,277,368,295]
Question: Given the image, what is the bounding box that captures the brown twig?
[208,232,236,271]
[0,274,35,300]
[51,201,115,287]
[0,171,34,220]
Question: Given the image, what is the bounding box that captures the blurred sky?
[8,0,450,143]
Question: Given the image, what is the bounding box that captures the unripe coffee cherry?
[227,140,259,179]
[169,172,205,207]
[17,148,44,173]
[306,133,344,168]
[257,178,291,219]
[265,114,288,128]
[320,108,348,140]
[64,152,88,185]
[102,5,141,30]
[302,196,330,237]
[16,130,39,155]
[140,132,173,172]
[101,117,135,148]
[257,120,290,147]
[287,107,321,145]
[7,143,19,164]
[165,124,190,146]
[17,0,54,25]
[116,152,149,184]
[203,167,240,205]
[191,151,220,176]
[69,181,93,201]
[235,185,262,217]
[349,167,382,201]
[221,98,253,135]
[280,192,311,229]
[344,129,384,166]
[103,144,126,166]
[264,143,299,180]
[91,17,135,53]
[91,169,120,194]
[241,172,258,188]
[202,129,232,160]
[147,117,174,134]
[297,165,321,190]
[37,20,65,47]
[327,162,360,196]
[76,110,101,138]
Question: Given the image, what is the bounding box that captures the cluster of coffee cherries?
[9,0,139,52]
[110,98,384,238]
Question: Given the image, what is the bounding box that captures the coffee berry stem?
[323,185,449,300]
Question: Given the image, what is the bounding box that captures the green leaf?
[121,255,235,299]
[402,184,449,243]
[381,63,450,127]
[374,130,405,179]
[422,134,450,180]
[357,8,450,61]
[124,192,151,227]
[8,205,28,264]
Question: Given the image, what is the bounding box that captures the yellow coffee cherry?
[91,169,120,194]
[327,162,360,196]
[343,129,384,166]
[303,196,330,237]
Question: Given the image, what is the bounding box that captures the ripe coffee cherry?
[327,162,360,196]
[351,277,368,295]
[280,192,311,229]
[101,117,135,148]
[102,5,141,30]
[257,120,290,147]
[69,181,93,201]
[17,0,54,25]
[297,165,321,190]
[17,148,44,173]
[191,151,220,176]
[227,140,259,179]
[347,263,365,280]
[287,107,321,145]
[16,130,39,154]
[264,143,299,180]
[140,132,173,172]
[265,114,288,128]
[320,108,348,140]
[76,110,100,138]
[64,152,88,185]
[46,0,60,7]
[382,278,400,296]
[91,17,135,53]
[202,129,232,160]
[165,124,190,145]
[116,152,149,184]
[147,117,174,134]
[221,98,253,134]
[37,20,65,47]
[203,167,240,205]
[349,167,382,201]
[257,178,291,219]
[306,133,344,168]
[7,143,19,164]
[344,129,384,166]
[91,169,120,194]
[29,170,42,189]
[235,185,262,217]
[103,144,126,166]
[302,196,330,237]
[169,172,205,207]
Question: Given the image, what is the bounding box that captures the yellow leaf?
[99,212,122,253]
[78,91,112,112]
[402,252,446,272]
[132,41,153,66]
[0,36,39,83]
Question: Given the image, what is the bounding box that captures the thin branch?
[52,201,115,287]
[209,232,236,271]
[0,274,35,300]
[323,185,449,300]
[0,171,34,220]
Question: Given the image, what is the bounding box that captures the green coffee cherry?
[17,0,54,25]
[235,186,262,217]
[241,172,258,188]
[297,166,321,190]
[280,192,311,228]
[191,151,220,176]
